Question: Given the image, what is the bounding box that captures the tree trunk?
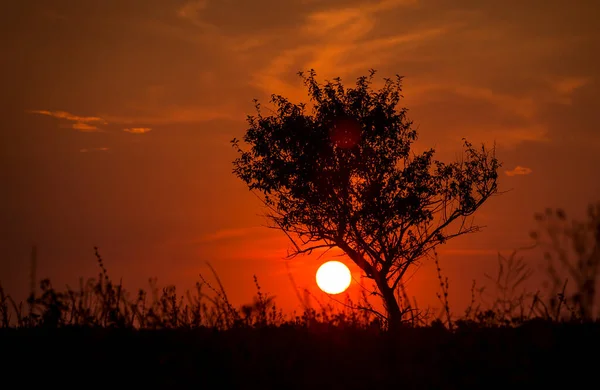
[375,275,403,330]
[335,241,404,329]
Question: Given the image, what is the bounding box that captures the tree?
[231,69,501,328]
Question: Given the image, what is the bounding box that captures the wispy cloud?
[554,77,589,95]
[27,110,105,123]
[176,0,219,33]
[177,0,209,21]
[29,107,212,133]
[403,80,551,147]
[505,166,533,176]
[27,109,106,132]
[22,0,598,150]
[550,77,590,104]
[123,127,152,134]
[71,122,100,132]
[250,0,443,102]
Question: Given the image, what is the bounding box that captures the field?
[3,322,598,388]
[2,238,599,389]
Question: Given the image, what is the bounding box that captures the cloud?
[176,0,219,32]
[27,110,105,123]
[177,0,209,20]
[124,127,152,134]
[71,122,100,132]
[238,1,594,151]
[505,166,533,177]
[22,0,598,150]
[550,77,591,105]
[27,109,106,132]
[29,107,212,133]
[302,0,415,39]
[403,83,551,147]
[249,0,443,103]
[538,79,600,147]
[554,77,589,96]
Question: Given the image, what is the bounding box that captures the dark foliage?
[232,69,500,326]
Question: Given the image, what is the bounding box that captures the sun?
[316,261,352,294]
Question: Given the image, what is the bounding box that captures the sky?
[1,0,599,316]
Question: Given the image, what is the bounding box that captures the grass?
[1,203,599,388]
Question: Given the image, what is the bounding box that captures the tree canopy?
[232,69,501,327]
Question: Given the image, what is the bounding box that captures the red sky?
[1,0,599,316]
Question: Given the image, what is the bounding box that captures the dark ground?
[2,321,598,389]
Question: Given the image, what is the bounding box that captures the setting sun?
[315,261,352,294]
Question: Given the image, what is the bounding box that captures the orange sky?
[1,0,599,316]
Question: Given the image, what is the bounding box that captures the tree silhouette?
[232,69,500,328]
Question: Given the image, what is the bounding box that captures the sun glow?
[316,261,352,294]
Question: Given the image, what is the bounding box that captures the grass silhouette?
[1,203,599,388]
